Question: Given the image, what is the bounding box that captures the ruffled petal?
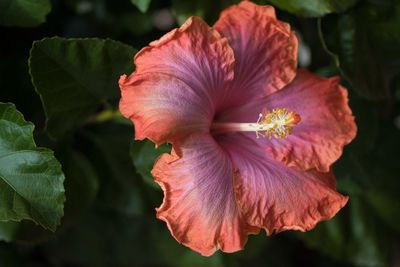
[218,133,348,234]
[152,134,258,256]
[213,1,298,107]
[218,69,357,172]
[120,73,211,144]
[120,16,235,144]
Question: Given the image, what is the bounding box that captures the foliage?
[131,0,152,13]
[265,0,359,17]
[29,37,136,138]
[0,0,51,27]
[0,0,399,266]
[0,103,65,232]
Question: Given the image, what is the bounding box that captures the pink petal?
[213,1,298,108]
[152,133,258,256]
[218,133,349,234]
[218,69,357,172]
[120,73,211,145]
[120,16,235,145]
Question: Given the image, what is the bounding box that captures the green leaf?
[0,148,100,244]
[0,0,51,27]
[29,37,136,138]
[130,0,151,13]
[0,103,65,231]
[130,140,171,189]
[266,0,359,17]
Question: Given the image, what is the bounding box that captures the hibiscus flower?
[119,1,357,256]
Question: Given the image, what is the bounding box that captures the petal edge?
[152,134,258,256]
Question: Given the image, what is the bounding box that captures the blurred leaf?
[172,0,208,25]
[153,232,225,267]
[0,242,22,266]
[81,122,145,216]
[0,220,54,245]
[109,214,225,267]
[338,13,387,100]
[298,134,400,267]
[43,210,115,267]
[177,251,224,267]
[0,0,51,27]
[365,191,400,233]
[130,0,151,13]
[299,177,388,267]
[130,140,170,189]
[118,12,153,36]
[360,119,400,234]
[46,209,225,267]
[0,221,19,242]
[346,97,379,153]
[339,182,388,267]
[300,91,400,263]
[172,0,235,25]
[59,149,99,220]
[153,226,226,267]
[41,208,223,267]
[321,1,400,99]
[29,37,136,138]
[366,1,400,66]
[0,103,65,232]
[266,0,359,17]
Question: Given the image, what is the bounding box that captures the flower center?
[211,108,301,139]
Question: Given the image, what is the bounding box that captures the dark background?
[0,0,400,266]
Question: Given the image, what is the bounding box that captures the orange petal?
[119,73,211,145]
[214,1,298,105]
[120,16,235,145]
[263,70,357,172]
[218,133,349,234]
[218,69,357,172]
[152,134,258,256]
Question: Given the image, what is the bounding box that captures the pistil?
[211,108,301,139]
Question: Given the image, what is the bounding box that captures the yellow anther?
[210,108,300,138]
[256,108,301,139]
